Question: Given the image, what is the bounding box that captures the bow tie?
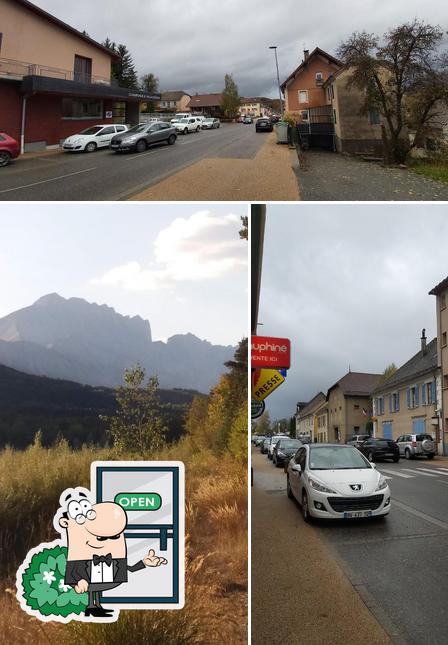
[93,553,112,566]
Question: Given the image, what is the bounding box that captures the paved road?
[0,123,267,201]
[295,150,448,200]
[252,447,448,645]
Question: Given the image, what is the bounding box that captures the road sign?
[251,335,291,369]
[251,399,265,419]
[252,369,285,402]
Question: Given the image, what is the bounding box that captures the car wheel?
[183,128,188,135]
[393,456,400,462]
[427,454,435,459]
[136,139,147,153]
[368,452,375,463]
[168,134,176,145]
[217,124,220,128]
[287,476,293,499]
[405,448,412,460]
[0,151,12,167]
[196,126,200,132]
[272,456,276,466]
[85,142,97,153]
[301,491,311,523]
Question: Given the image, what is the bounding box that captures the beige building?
[295,392,326,441]
[323,68,384,155]
[239,98,270,118]
[157,91,191,113]
[327,372,380,443]
[430,276,448,454]
[372,331,441,448]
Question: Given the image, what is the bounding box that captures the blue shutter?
[431,380,436,404]
[421,384,427,405]
[397,392,400,411]
[415,386,419,407]
[406,388,411,408]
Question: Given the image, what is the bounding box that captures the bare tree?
[337,20,448,163]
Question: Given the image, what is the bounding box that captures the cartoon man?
[59,490,167,618]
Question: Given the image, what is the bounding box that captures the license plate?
[343,510,373,518]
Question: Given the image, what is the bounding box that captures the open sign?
[115,492,162,511]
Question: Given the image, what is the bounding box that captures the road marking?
[124,146,170,161]
[382,475,393,479]
[400,468,438,477]
[413,467,448,476]
[439,480,448,485]
[379,468,414,478]
[393,499,448,530]
[432,466,448,472]
[0,167,96,194]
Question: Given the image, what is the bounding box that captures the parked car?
[357,437,400,463]
[201,118,220,129]
[287,443,391,522]
[170,113,191,123]
[260,438,270,454]
[255,118,273,133]
[267,435,289,460]
[110,122,176,153]
[396,434,436,460]
[272,438,301,467]
[62,124,128,153]
[253,435,266,446]
[297,435,312,445]
[270,115,281,124]
[174,117,202,134]
[0,132,20,166]
[242,116,253,124]
[346,434,370,448]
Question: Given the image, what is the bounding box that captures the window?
[116,125,126,132]
[407,385,419,408]
[98,126,115,135]
[375,397,384,415]
[62,98,102,119]
[74,54,92,83]
[301,110,309,121]
[315,72,323,81]
[368,109,381,125]
[298,90,308,103]
[422,381,436,405]
[441,293,446,310]
[327,86,332,101]
[354,405,359,410]
[389,392,400,412]
[444,375,448,389]
[333,109,337,124]
[443,332,447,347]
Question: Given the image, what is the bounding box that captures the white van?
[171,112,191,123]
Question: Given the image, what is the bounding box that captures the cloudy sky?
[257,204,448,421]
[34,0,448,97]
[0,203,247,345]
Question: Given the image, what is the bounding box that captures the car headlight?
[375,474,388,491]
[307,477,337,494]
[277,451,286,458]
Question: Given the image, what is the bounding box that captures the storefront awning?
[21,75,160,102]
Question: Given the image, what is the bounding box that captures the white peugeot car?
[62,124,128,152]
[287,443,391,522]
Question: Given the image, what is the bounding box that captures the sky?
[33,0,448,98]
[257,204,448,422]
[0,203,248,346]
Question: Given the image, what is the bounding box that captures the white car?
[287,443,391,522]
[267,435,289,460]
[170,113,191,123]
[174,117,202,134]
[62,124,128,152]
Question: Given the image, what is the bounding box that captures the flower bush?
[20,545,87,618]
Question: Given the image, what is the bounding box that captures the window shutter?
[431,380,436,404]
[422,384,427,405]
[389,394,392,413]
[415,386,419,407]
[406,388,410,408]
[397,392,400,411]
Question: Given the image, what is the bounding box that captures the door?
[290,448,306,498]
[95,126,117,147]
[74,55,92,83]
[91,461,184,609]
[382,421,393,440]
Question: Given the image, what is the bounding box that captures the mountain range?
[0,294,235,392]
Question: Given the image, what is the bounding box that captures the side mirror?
[371,463,376,469]
[291,464,302,473]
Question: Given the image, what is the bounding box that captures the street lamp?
[269,46,283,117]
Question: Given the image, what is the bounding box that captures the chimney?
[421,328,427,355]
[304,49,309,61]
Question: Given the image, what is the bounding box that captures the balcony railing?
[0,57,115,86]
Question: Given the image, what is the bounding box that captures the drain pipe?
[20,94,29,155]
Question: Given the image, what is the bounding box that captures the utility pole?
[269,46,283,117]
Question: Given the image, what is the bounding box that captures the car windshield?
[80,126,103,135]
[126,124,149,134]
[309,446,371,470]
[178,118,189,123]
[279,440,300,450]
[203,119,213,123]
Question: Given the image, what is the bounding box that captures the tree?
[102,365,167,457]
[379,363,398,384]
[255,411,271,436]
[337,20,448,163]
[221,74,240,118]
[141,74,159,112]
[239,216,248,241]
[103,40,138,89]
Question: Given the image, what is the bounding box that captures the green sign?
[115,492,162,511]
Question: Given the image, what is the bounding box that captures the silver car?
[396,434,436,460]
[346,434,370,448]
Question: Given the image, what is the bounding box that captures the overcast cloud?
[34,0,448,97]
[257,204,448,422]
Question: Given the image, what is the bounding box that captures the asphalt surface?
[295,150,448,200]
[252,446,448,645]
[0,123,266,201]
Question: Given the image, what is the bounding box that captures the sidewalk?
[130,134,300,201]
[251,486,392,645]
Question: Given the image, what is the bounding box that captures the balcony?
[0,57,114,85]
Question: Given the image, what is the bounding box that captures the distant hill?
[0,294,235,392]
[0,363,200,448]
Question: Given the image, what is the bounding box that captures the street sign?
[251,399,265,419]
[251,335,291,369]
[252,369,285,402]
